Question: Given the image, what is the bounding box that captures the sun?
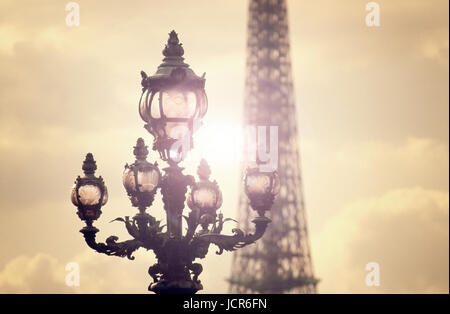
[191,122,244,166]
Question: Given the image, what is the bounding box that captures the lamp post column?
[160,162,194,239]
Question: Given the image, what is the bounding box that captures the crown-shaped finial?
[162,30,184,58]
[133,138,149,161]
[82,153,97,175]
[197,159,211,180]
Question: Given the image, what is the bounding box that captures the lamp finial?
[82,153,97,175]
[163,30,184,58]
[134,138,149,161]
[197,159,211,180]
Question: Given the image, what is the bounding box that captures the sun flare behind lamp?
[70,31,279,294]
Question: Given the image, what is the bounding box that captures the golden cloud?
[314,187,449,293]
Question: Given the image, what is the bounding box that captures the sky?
[0,0,448,293]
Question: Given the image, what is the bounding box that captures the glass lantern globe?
[123,168,159,193]
[71,153,107,222]
[244,166,280,215]
[187,181,223,213]
[139,31,208,161]
[187,159,222,228]
[140,86,207,144]
[123,138,160,208]
[71,184,108,207]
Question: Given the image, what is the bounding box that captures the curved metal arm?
[112,214,164,240]
[195,216,271,255]
[80,225,143,260]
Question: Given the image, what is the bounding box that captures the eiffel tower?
[229,0,318,293]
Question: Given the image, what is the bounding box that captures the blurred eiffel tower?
[228,0,318,293]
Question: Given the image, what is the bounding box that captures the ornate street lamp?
[71,153,108,222]
[139,30,207,162]
[70,31,279,294]
[244,165,280,217]
[122,138,160,209]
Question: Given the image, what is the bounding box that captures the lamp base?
[149,279,203,294]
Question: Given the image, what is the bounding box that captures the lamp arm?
[80,225,143,260]
[194,216,271,255]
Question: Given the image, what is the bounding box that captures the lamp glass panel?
[137,169,159,192]
[123,168,136,193]
[193,188,217,209]
[197,91,208,117]
[102,186,108,205]
[216,190,223,208]
[150,92,161,119]
[162,90,196,118]
[139,91,150,121]
[78,184,102,206]
[71,184,78,206]
[246,173,271,195]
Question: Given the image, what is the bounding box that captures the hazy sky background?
[0,0,448,293]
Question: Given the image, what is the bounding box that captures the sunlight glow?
[192,123,244,166]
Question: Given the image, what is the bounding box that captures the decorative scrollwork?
[148,263,163,283]
[74,144,274,294]
[104,236,142,260]
[196,216,271,255]
[80,225,143,260]
[189,263,203,283]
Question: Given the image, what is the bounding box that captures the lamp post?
[70,31,279,294]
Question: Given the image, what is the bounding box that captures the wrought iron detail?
[73,141,275,294]
[71,31,278,295]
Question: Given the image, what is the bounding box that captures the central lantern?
[139,30,208,162]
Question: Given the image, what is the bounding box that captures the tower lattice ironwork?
[229,0,318,293]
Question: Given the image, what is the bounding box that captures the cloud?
[314,187,449,293]
[333,137,449,190]
[0,250,153,293]
[0,253,67,293]
[302,136,449,230]
[0,246,232,293]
